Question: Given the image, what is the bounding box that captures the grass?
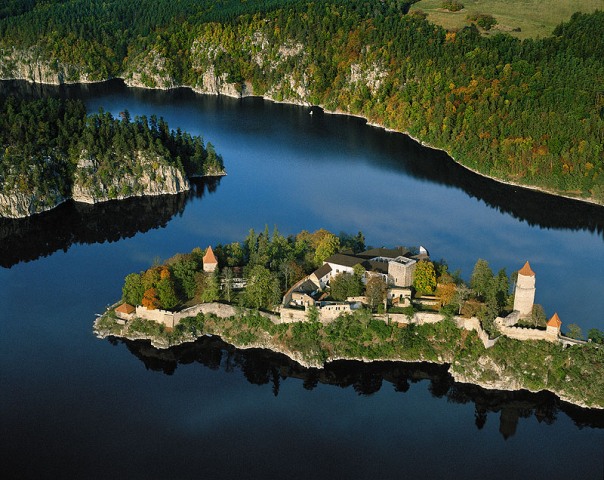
[410,0,602,39]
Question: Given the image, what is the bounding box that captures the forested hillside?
[1,0,603,202]
[0,95,224,217]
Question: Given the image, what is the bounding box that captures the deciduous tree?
[365,276,387,311]
[413,260,437,295]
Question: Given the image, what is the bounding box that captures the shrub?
[441,1,464,12]
[467,13,498,30]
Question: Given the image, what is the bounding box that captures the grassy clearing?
[410,0,602,38]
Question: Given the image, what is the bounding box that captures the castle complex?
[113,251,587,349]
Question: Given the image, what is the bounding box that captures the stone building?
[115,303,135,322]
[513,261,535,318]
[546,312,562,336]
[203,245,218,272]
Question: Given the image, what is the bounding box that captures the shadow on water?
[112,335,604,439]
[0,178,220,268]
[2,79,603,241]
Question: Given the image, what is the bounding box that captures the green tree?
[314,233,340,266]
[200,271,221,303]
[171,257,198,300]
[453,284,471,314]
[470,259,494,300]
[588,328,604,344]
[413,260,437,295]
[531,304,547,327]
[156,277,179,310]
[566,323,583,340]
[122,272,145,305]
[330,272,363,301]
[243,265,281,310]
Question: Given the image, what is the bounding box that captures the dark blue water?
[1,80,603,478]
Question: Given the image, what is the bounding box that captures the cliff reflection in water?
[113,335,604,439]
[0,178,220,268]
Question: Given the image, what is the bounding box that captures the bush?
[467,13,498,30]
[441,1,464,12]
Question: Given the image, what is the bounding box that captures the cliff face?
[0,47,95,85]
[72,152,190,204]
[0,152,192,219]
[0,189,67,218]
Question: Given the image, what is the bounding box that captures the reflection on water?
[115,335,604,439]
[2,79,603,242]
[0,178,220,268]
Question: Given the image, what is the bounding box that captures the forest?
[0,94,224,211]
[0,1,602,202]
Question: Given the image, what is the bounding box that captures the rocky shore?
[93,306,604,411]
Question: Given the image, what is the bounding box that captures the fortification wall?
[135,306,176,328]
[136,302,279,327]
[499,325,556,342]
[279,307,308,324]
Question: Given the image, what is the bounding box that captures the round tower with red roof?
[513,261,536,318]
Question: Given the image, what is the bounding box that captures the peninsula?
[94,228,604,409]
[0,95,225,218]
[1,2,603,205]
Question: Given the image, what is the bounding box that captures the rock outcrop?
[72,152,190,204]
[0,47,95,85]
[0,189,67,218]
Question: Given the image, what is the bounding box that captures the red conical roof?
[518,261,535,277]
[547,313,562,328]
[203,245,218,265]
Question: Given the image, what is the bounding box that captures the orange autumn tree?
[142,288,160,310]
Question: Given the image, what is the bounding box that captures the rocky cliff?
[0,189,67,218]
[0,47,96,85]
[1,152,195,219]
[72,151,190,204]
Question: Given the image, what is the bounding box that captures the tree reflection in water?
[113,335,604,439]
[0,177,221,268]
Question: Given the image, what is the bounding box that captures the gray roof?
[324,253,364,268]
[365,260,389,274]
[358,246,409,259]
[297,279,318,293]
[313,263,332,279]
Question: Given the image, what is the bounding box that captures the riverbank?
[94,304,604,410]
[3,76,602,209]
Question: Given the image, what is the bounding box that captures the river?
[0,80,602,478]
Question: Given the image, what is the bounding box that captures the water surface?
[0,80,602,478]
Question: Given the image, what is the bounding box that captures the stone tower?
[203,245,218,273]
[513,261,535,318]
[546,312,562,337]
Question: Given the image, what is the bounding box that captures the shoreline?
[93,313,603,411]
[93,307,604,411]
[2,76,602,209]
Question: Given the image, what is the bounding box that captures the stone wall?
[135,302,279,327]
[498,325,557,342]
[278,307,308,324]
[136,305,176,328]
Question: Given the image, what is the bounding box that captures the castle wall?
[135,305,176,328]
[135,302,280,327]
[498,325,557,342]
[278,307,308,324]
